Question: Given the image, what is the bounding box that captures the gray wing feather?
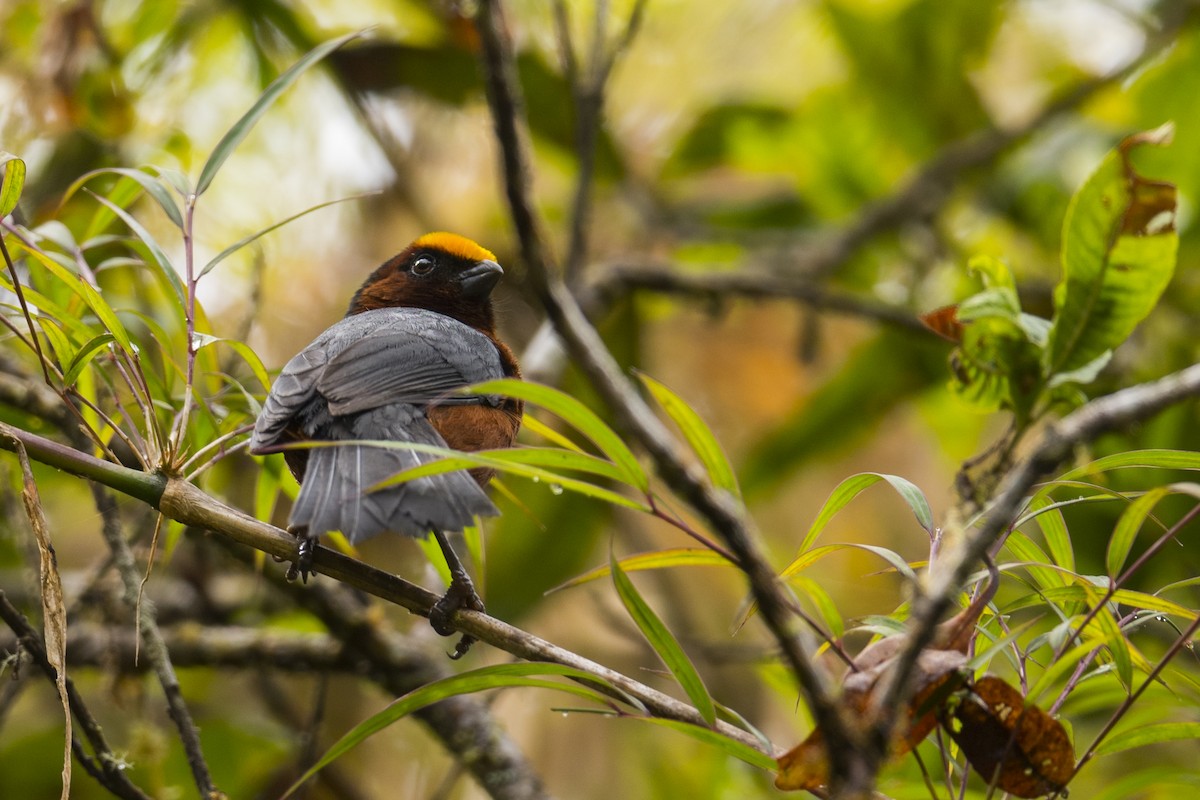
[251,308,505,541]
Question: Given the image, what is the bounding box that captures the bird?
[250,232,522,656]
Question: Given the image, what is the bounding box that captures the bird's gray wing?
[315,309,507,416]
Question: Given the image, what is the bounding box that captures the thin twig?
[88,483,219,797]
[0,591,153,800]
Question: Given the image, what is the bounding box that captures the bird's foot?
[285,527,316,583]
[429,575,486,659]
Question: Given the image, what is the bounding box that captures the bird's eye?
[411,256,436,275]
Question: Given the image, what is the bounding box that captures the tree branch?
[472,0,852,771]
[0,592,153,800]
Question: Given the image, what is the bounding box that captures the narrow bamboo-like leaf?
[1045,125,1178,379]
[62,167,183,228]
[552,548,735,592]
[16,241,134,353]
[1062,449,1200,480]
[1096,605,1133,689]
[521,413,586,452]
[611,554,716,726]
[1109,589,1197,621]
[778,544,844,580]
[1,153,26,218]
[338,439,649,511]
[86,190,186,314]
[285,663,615,798]
[193,336,272,392]
[791,576,845,639]
[1107,486,1172,578]
[197,32,363,195]
[467,379,648,491]
[201,192,377,276]
[796,472,932,555]
[637,372,740,500]
[1005,529,1070,590]
[1094,722,1200,757]
[63,333,117,386]
[1029,493,1075,572]
[632,718,776,771]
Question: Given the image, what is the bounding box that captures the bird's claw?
[429,577,485,659]
[286,528,316,583]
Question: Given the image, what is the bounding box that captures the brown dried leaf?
[12,439,71,799]
[920,304,964,343]
[775,649,968,791]
[940,676,1074,798]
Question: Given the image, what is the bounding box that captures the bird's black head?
[348,232,504,333]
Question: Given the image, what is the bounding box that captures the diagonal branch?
[472,0,853,769]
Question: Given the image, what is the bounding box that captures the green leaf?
[1045,125,1178,380]
[1094,722,1200,757]
[467,379,648,492]
[632,718,776,771]
[1,153,26,218]
[362,440,649,511]
[611,554,717,726]
[1106,483,1200,578]
[201,191,377,276]
[193,336,272,393]
[16,241,134,354]
[1028,494,1074,573]
[63,333,117,386]
[284,664,617,798]
[551,548,735,592]
[197,31,364,195]
[62,167,184,228]
[85,190,186,315]
[795,472,933,555]
[1060,449,1200,479]
[637,372,740,500]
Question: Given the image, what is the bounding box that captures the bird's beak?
[459,259,504,298]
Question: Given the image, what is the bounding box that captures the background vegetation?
[1,0,1199,798]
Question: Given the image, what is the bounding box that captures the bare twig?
[88,484,219,798]
[0,592,153,800]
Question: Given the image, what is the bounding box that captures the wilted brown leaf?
[940,676,1074,798]
[920,304,964,343]
[776,564,997,791]
[775,649,968,791]
[11,437,71,800]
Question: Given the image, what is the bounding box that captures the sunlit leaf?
[795,472,933,556]
[1045,125,1178,380]
[637,372,740,500]
[466,379,648,492]
[362,440,648,511]
[197,31,364,195]
[1,153,26,218]
[552,548,734,592]
[62,333,117,386]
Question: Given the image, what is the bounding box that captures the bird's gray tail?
[288,406,497,544]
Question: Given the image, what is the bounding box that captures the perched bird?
[250,233,522,655]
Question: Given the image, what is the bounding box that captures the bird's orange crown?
[412,232,497,264]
